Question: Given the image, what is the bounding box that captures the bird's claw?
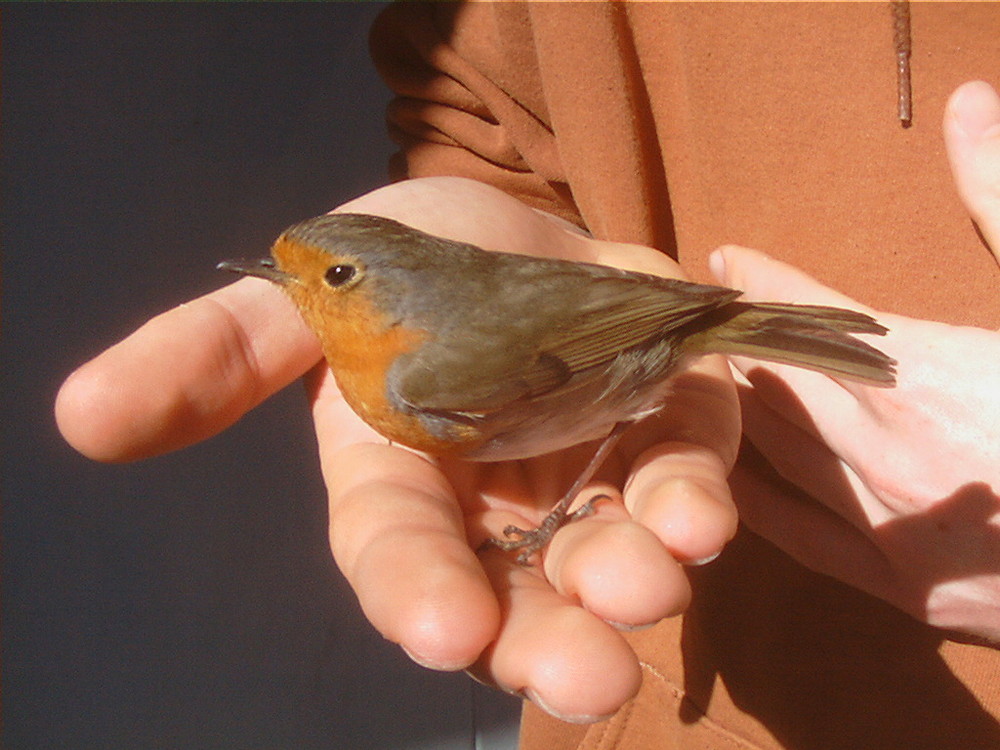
[480,494,611,565]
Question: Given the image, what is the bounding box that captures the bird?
[219,213,896,563]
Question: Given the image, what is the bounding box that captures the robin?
[219,213,896,563]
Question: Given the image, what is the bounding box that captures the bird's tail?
[686,302,897,385]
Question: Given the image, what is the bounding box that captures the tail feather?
[689,302,897,386]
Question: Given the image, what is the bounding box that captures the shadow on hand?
[676,366,1000,749]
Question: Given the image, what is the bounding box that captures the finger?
[471,554,642,723]
[308,357,502,669]
[320,440,500,671]
[729,452,902,611]
[710,244,877,315]
[545,515,693,628]
[738,385,895,531]
[944,80,1000,257]
[623,441,738,565]
[55,278,320,462]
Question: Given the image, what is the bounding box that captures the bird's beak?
[216,257,295,285]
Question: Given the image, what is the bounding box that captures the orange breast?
[290,283,482,455]
[331,322,445,450]
[333,328,488,455]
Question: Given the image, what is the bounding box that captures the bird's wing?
[537,276,739,376]
[391,272,739,415]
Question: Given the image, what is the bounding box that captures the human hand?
[709,81,1000,642]
[56,176,740,722]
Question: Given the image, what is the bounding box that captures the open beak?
[216,257,294,285]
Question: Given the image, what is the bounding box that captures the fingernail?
[950,81,1000,141]
[463,669,498,690]
[400,644,468,672]
[522,688,615,725]
[604,618,657,632]
[684,550,722,567]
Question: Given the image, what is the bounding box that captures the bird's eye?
[324,264,356,287]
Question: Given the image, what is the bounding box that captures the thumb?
[709,245,870,312]
[943,80,1000,259]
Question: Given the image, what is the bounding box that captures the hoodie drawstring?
[892,0,912,127]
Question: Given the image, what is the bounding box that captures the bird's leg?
[483,422,631,565]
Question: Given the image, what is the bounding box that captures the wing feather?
[391,263,739,415]
[536,277,739,376]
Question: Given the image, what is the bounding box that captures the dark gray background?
[3,5,520,748]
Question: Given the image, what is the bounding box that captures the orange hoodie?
[371,3,1000,748]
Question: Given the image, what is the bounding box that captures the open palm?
[57,176,740,722]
